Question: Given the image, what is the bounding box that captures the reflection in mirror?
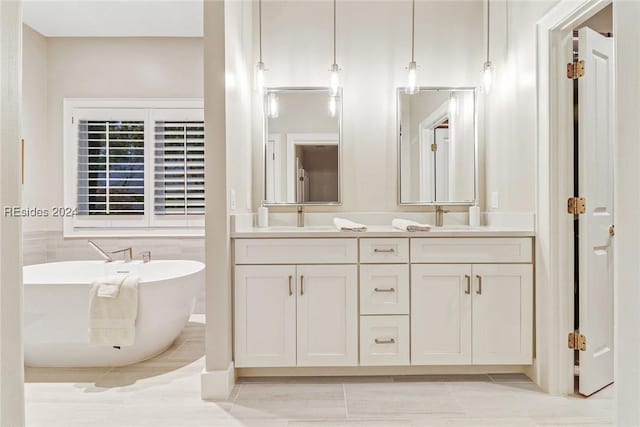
[264,88,341,205]
[398,88,476,205]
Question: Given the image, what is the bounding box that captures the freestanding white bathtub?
[23,260,205,367]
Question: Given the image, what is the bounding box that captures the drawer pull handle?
[476,275,482,295]
[300,275,304,296]
[288,275,293,296]
[465,275,471,295]
[374,287,396,293]
[375,338,396,344]
[373,248,395,253]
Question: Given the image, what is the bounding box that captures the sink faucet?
[297,205,304,228]
[435,205,449,227]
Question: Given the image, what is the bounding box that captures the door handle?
[374,248,395,253]
[300,275,304,296]
[288,275,293,296]
[476,275,482,295]
[464,275,471,295]
[374,287,395,293]
[374,338,395,344]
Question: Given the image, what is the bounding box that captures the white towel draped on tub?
[334,217,368,231]
[392,218,432,232]
[89,274,140,346]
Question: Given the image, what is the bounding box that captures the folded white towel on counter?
[334,217,368,231]
[392,218,432,232]
[95,273,128,298]
[89,274,140,347]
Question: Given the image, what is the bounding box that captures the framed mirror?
[397,87,477,205]
[263,87,342,205]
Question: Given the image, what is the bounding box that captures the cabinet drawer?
[360,315,409,366]
[360,238,409,263]
[235,238,357,264]
[411,238,532,263]
[360,265,409,315]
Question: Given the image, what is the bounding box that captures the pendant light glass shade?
[406,61,418,95]
[328,95,338,117]
[267,92,279,118]
[329,0,341,97]
[329,63,340,97]
[405,0,418,95]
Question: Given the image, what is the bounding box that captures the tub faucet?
[88,240,113,262]
[140,251,152,263]
[435,205,449,227]
[111,247,133,263]
[297,205,304,228]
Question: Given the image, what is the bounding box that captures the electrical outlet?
[491,192,499,210]
[230,189,237,210]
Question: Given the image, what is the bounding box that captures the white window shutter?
[154,120,205,216]
[77,120,145,216]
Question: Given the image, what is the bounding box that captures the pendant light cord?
[333,0,337,65]
[486,0,490,62]
[411,0,415,62]
[259,0,263,63]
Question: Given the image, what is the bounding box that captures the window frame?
[63,99,205,238]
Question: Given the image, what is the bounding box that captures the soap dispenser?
[258,201,269,228]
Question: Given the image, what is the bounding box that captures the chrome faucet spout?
[297,205,304,228]
[111,247,133,263]
[88,240,113,263]
[435,205,449,227]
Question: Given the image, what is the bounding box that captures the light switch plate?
[230,189,237,210]
[491,192,499,209]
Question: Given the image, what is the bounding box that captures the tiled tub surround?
[22,230,205,312]
[232,213,536,377]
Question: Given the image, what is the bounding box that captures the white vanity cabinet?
[234,265,297,367]
[410,238,534,366]
[234,239,358,368]
[296,265,358,366]
[233,233,534,370]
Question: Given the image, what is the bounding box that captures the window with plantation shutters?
[64,100,205,237]
[77,120,146,216]
[154,121,205,216]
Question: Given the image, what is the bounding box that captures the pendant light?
[329,0,341,97]
[255,0,266,92]
[483,0,494,94]
[405,0,418,95]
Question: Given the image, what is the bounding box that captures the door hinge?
[567,197,586,215]
[568,331,587,351]
[431,143,438,152]
[567,60,585,79]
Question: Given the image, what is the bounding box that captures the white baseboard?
[201,362,235,400]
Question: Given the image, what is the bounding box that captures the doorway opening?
[570,3,614,397]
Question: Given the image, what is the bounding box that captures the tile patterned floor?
[25,316,614,427]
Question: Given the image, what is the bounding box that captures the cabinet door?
[471,264,533,365]
[296,265,358,366]
[234,265,296,367]
[411,264,472,365]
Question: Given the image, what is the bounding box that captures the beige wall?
[251,0,484,212]
[21,27,204,232]
[484,0,558,213]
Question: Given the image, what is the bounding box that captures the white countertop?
[231,225,535,238]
